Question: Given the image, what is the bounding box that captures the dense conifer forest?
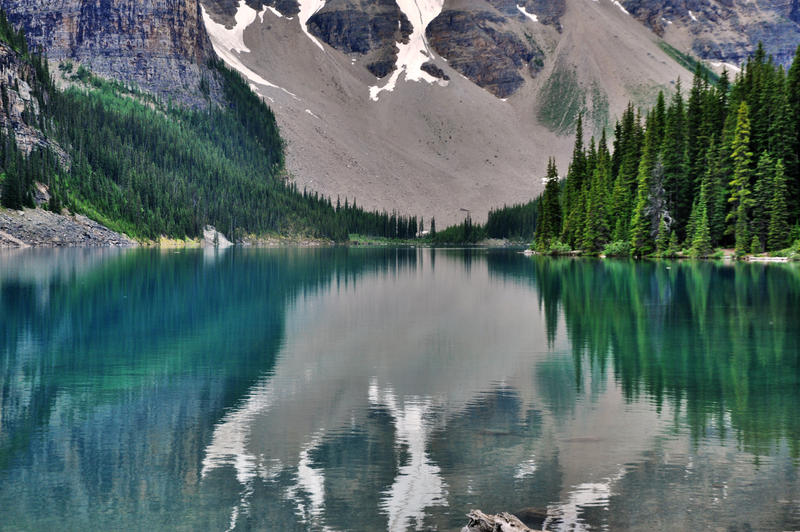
[0,10,422,242]
[532,44,800,257]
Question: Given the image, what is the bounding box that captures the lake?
[1,247,799,531]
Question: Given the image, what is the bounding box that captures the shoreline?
[522,248,799,262]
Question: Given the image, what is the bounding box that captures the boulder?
[461,510,536,532]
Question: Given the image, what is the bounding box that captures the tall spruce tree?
[561,114,587,248]
[690,203,713,258]
[582,143,612,253]
[767,158,790,250]
[728,102,754,255]
[661,80,690,240]
[785,45,800,213]
[751,151,775,246]
[536,158,562,250]
[686,65,709,197]
[609,106,642,241]
[629,116,658,257]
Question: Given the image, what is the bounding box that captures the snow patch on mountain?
[369,0,446,101]
[202,3,301,99]
[711,61,741,72]
[517,5,538,23]
[298,0,327,50]
[609,0,629,15]
[204,0,258,53]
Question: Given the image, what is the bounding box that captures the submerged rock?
[461,510,534,532]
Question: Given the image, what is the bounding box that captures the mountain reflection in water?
[1,248,799,531]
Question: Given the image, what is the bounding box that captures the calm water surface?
[1,247,799,531]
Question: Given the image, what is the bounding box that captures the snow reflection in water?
[369,380,447,531]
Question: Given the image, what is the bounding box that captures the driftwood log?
[461,510,536,532]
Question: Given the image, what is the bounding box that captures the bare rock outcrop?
[426,10,544,98]
[202,225,233,248]
[307,0,413,78]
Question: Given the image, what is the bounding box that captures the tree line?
[533,44,800,257]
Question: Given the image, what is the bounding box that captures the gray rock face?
[421,61,449,80]
[307,0,413,77]
[485,0,566,30]
[0,0,222,107]
[524,0,566,29]
[203,0,300,23]
[621,0,800,67]
[202,225,233,247]
[0,42,69,165]
[426,10,544,98]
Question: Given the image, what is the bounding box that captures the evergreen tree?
[629,119,658,257]
[656,217,670,255]
[582,147,612,253]
[609,108,641,241]
[661,80,690,238]
[690,203,713,258]
[561,113,587,247]
[750,234,762,254]
[728,102,754,255]
[751,151,774,246]
[686,65,709,196]
[536,157,562,250]
[686,199,700,244]
[651,91,667,146]
[786,45,800,213]
[702,135,728,246]
[667,231,680,257]
[767,158,790,250]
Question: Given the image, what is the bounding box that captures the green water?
[1,248,799,531]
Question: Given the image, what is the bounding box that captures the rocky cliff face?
[426,10,544,98]
[0,0,221,107]
[307,0,413,78]
[0,42,67,163]
[621,0,800,67]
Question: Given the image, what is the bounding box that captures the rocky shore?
[0,208,137,248]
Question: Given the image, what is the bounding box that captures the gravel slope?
[0,208,137,248]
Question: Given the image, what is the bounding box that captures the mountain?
[0,0,222,107]
[2,0,798,227]
[199,0,694,224]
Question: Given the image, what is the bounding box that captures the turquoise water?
[1,248,799,531]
